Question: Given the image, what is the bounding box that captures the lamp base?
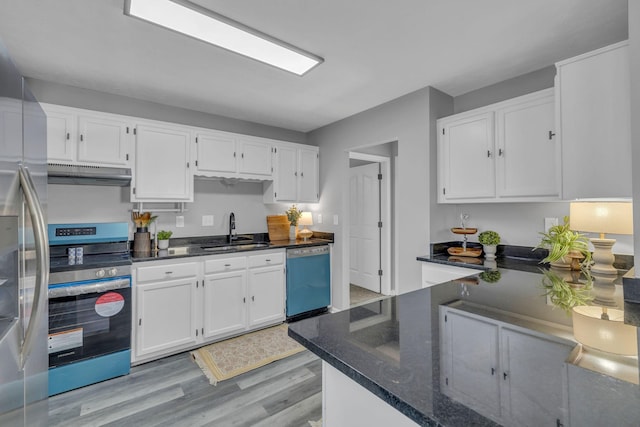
[590,238,617,275]
[298,228,313,241]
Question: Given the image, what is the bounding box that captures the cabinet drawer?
[248,251,284,268]
[205,256,247,274]
[136,262,198,283]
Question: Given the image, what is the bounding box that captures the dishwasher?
[286,245,330,319]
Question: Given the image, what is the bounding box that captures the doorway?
[348,151,392,306]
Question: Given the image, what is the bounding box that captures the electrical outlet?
[544,217,558,231]
[202,215,214,226]
[176,215,185,228]
[333,214,339,225]
[317,213,323,224]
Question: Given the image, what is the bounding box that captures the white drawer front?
[136,262,199,283]
[205,256,247,274]
[248,251,284,268]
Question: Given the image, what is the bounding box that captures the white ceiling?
[0,0,628,132]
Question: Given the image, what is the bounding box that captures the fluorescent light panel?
[125,0,322,76]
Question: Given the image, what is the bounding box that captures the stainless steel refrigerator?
[0,37,49,426]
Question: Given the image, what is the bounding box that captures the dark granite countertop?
[131,232,333,262]
[289,259,639,426]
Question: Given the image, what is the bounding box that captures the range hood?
[47,163,132,186]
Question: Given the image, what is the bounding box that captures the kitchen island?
[288,264,640,426]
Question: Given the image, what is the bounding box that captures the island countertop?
[288,266,640,426]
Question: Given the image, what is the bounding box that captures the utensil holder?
[133,231,151,256]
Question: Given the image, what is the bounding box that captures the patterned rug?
[191,324,305,385]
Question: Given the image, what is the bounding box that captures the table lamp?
[569,201,633,275]
[298,212,313,241]
[572,305,638,355]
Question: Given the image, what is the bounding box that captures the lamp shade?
[298,212,313,227]
[572,306,638,355]
[569,201,633,235]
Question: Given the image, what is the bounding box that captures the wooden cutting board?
[267,215,290,241]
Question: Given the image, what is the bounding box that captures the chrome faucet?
[228,212,236,243]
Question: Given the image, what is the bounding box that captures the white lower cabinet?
[133,251,285,364]
[135,262,199,359]
[440,304,574,427]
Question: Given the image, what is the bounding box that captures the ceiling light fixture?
[124,0,323,76]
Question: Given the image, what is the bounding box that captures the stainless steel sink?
[201,243,269,252]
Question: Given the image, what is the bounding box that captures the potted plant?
[535,216,592,270]
[478,230,500,260]
[156,230,172,250]
[285,204,303,241]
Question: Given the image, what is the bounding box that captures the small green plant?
[534,216,591,266]
[285,204,303,226]
[541,269,593,313]
[479,270,502,283]
[157,230,173,240]
[478,230,500,245]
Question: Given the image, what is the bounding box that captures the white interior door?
[349,163,380,293]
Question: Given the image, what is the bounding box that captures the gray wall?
[631,1,640,273]
[309,87,432,309]
[26,78,307,144]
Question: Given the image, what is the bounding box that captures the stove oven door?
[48,276,131,368]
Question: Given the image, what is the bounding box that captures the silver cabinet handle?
[165,271,173,274]
[224,263,231,267]
[18,165,49,369]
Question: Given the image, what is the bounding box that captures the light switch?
[176,216,185,228]
[317,213,323,224]
[202,215,214,226]
[333,214,339,225]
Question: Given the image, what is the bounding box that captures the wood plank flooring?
[48,350,322,427]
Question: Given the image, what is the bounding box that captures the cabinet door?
[133,123,192,201]
[136,279,198,358]
[77,114,130,166]
[238,137,272,176]
[440,309,501,418]
[203,271,247,339]
[496,92,558,198]
[438,112,495,201]
[274,145,298,201]
[43,105,75,163]
[557,42,631,199]
[500,329,572,427]
[248,265,284,328]
[195,131,237,174]
[298,147,319,202]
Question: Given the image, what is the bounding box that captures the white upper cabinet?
[237,136,272,177]
[194,130,237,174]
[132,122,193,202]
[42,103,132,167]
[194,130,272,179]
[496,90,558,198]
[437,89,558,203]
[556,41,631,199]
[264,143,319,203]
[438,111,495,202]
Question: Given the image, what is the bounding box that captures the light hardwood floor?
[48,350,322,427]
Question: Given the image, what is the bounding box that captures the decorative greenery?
[478,230,501,246]
[157,230,173,240]
[285,204,303,226]
[541,269,593,314]
[479,270,502,283]
[534,216,592,266]
[132,211,158,229]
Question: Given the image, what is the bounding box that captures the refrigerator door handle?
[18,165,49,369]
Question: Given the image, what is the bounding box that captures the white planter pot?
[483,244,497,260]
[290,225,298,241]
[158,239,169,250]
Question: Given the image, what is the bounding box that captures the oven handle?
[19,165,50,369]
[48,278,131,298]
